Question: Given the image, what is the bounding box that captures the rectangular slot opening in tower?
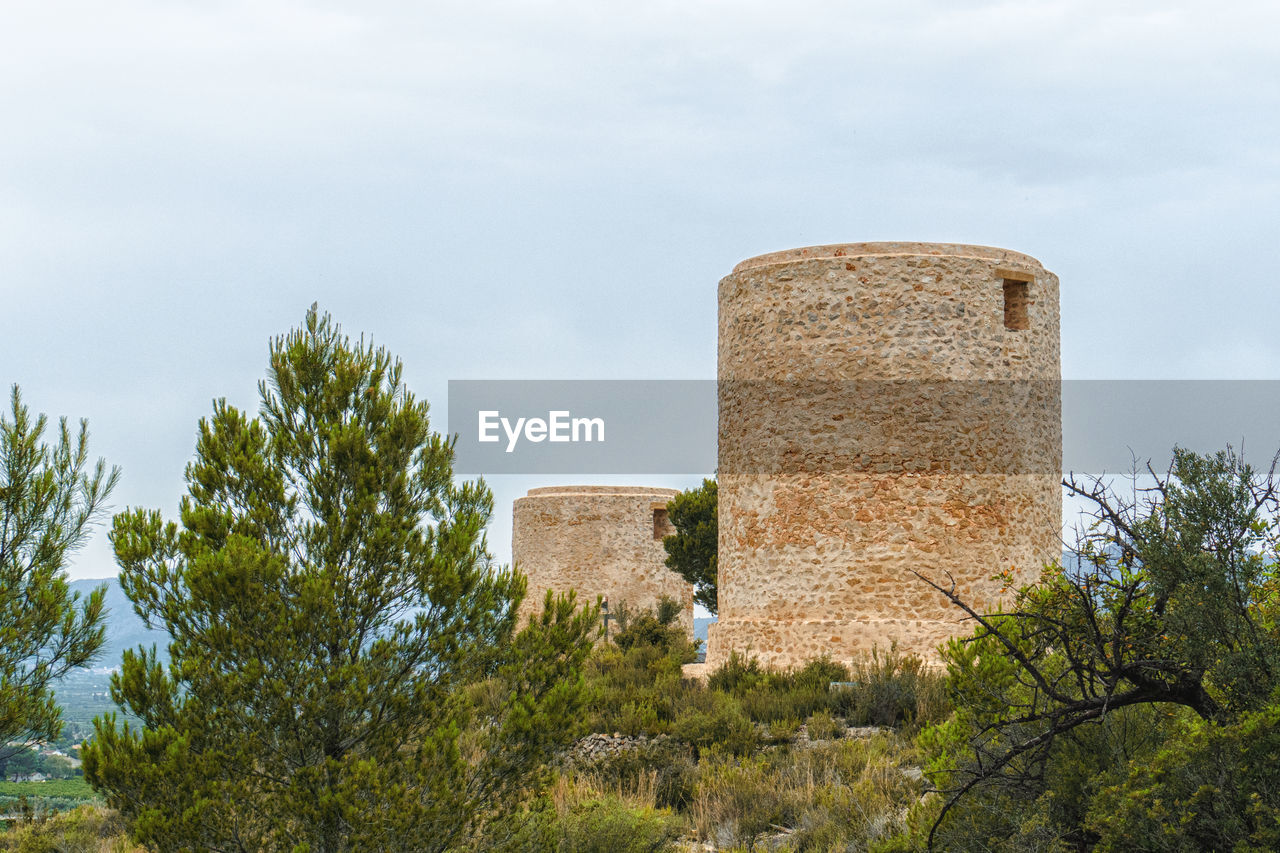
[1003,279,1030,330]
[653,508,670,540]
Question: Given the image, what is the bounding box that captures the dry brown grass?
[553,767,662,816]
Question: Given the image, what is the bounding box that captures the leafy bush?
[0,805,135,853]
[831,645,948,729]
[557,797,682,853]
[691,737,922,849]
[793,657,851,691]
[766,717,802,742]
[710,653,849,725]
[805,709,843,741]
[914,634,1191,852]
[1088,702,1280,852]
[737,682,828,724]
[475,793,680,853]
[616,701,663,737]
[584,598,701,738]
[672,691,758,757]
[706,650,766,695]
[912,448,1280,850]
[613,597,691,656]
[690,755,788,845]
[574,602,944,848]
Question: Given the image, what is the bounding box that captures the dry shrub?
[569,737,698,810]
[553,768,661,814]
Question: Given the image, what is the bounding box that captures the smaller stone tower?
[513,486,695,635]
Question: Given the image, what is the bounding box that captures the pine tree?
[0,385,117,759]
[83,307,596,852]
[663,478,718,613]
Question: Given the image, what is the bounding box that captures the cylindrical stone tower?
[513,486,695,635]
[705,242,1061,669]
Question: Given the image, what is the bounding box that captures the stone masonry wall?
[513,486,695,635]
[706,242,1062,669]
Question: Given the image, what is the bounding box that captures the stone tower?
[513,486,695,635]
[705,242,1061,669]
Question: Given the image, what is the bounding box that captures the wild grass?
[689,735,924,850]
[0,805,140,852]
[571,608,949,850]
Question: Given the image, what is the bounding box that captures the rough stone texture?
[705,242,1062,669]
[513,485,695,635]
[568,732,671,762]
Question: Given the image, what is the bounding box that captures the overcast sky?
[3,0,1279,583]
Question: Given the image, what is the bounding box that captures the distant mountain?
[68,578,169,667]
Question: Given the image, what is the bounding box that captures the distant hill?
[68,578,169,667]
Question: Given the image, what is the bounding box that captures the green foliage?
[0,749,79,782]
[721,658,840,725]
[704,649,948,734]
[81,307,597,853]
[792,656,851,691]
[690,753,790,845]
[0,748,40,781]
[0,386,117,755]
[671,690,758,757]
[584,599,699,739]
[804,709,842,741]
[0,804,133,853]
[662,478,717,614]
[690,737,922,850]
[556,796,683,853]
[765,716,801,742]
[834,645,950,730]
[477,792,681,853]
[0,777,99,827]
[35,755,75,781]
[916,701,1183,852]
[736,683,825,726]
[569,738,698,811]
[613,596,695,656]
[1088,702,1280,852]
[917,446,1280,850]
[0,778,95,799]
[706,650,765,695]
[574,604,936,848]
